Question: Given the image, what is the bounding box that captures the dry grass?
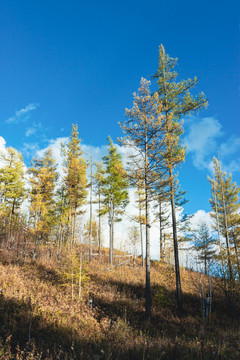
[0,245,239,359]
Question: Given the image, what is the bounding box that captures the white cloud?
[6,103,39,124]
[22,142,40,158]
[184,117,223,170]
[25,127,37,137]
[188,210,213,231]
[0,136,7,155]
[184,117,240,175]
[25,122,42,137]
[220,136,240,157]
[0,136,7,168]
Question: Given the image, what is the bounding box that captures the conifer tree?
[102,136,129,265]
[153,177,170,260]
[63,124,88,247]
[191,223,216,275]
[93,161,105,254]
[208,157,240,281]
[119,78,165,321]
[153,45,208,310]
[0,147,26,238]
[29,148,58,256]
[84,218,99,247]
[135,177,145,267]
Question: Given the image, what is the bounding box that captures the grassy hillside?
[0,246,239,359]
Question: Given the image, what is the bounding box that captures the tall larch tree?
[208,157,240,282]
[29,148,58,257]
[0,147,26,239]
[153,45,208,310]
[119,78,165,321]
[63,124,88,247]
[93,161,105,254]
[102,136,129,266]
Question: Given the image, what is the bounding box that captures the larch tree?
[93,161,105,254]
[135,177,145,267]
[0,147,26,239]
[101,136,129,265]
[153,44,208,310]
[208,157,240,282]
[63,124,88,247]
[191,223,216,275]
[119,78,165,321]
[153,177,170,260]
[127,167,145,267]
[28,148,58,257]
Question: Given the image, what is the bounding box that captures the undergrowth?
[0,245,239,359]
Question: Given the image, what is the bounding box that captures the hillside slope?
[0,247,239,359]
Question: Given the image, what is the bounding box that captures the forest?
[0,46,239,359]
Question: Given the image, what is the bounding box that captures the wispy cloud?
[184,117,223,170]
[184,117,240,174]
[22,142,40,159]
[219,136,240,157]
[6,103,39,124]
[25,122,42,137]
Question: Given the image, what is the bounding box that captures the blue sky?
[0,0,239,216]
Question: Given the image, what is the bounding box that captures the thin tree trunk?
[112,205,114,264]
[230,225,240,279]
[89,148,93,262]
[213,181,226,282]
[98,191,101,255]
[79,248,82,299]
[109,196,113,265]
[145,189,150,321]
[169,168,182,311]
[145,124,151,321]
[139,191,144,268]
[159,200,163,260]
[219,170,234,284]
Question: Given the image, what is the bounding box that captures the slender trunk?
[144,122,151,321]
[71,262,74,300]
[89,149,93,262]
[230,225,240,279]
[204,253,207,275]
[98,191,101,255]
[169,168,182,311]
[112,205,114,264]
[159,200,163,260]
[145,189,150,321]
[219,172,234,284]
[72,211,76,248]
[109,196,113,265]
[79,248,82,299]
[139,191,144,267]
[213,181,226,282]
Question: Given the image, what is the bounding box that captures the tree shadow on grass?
[0,273,239,359]
[0,292,205,360]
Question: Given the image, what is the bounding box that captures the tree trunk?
[169,168,182,311]
[145,189,151,321]
[145,125,151,321]
[112,206,115,264]
[98,192,101,255]
[213,181,226,282]
[220,173,234,284]
[159,200,163,260]
[89,151,93,262]
[139,192,144,268]
[109,197,113,265]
